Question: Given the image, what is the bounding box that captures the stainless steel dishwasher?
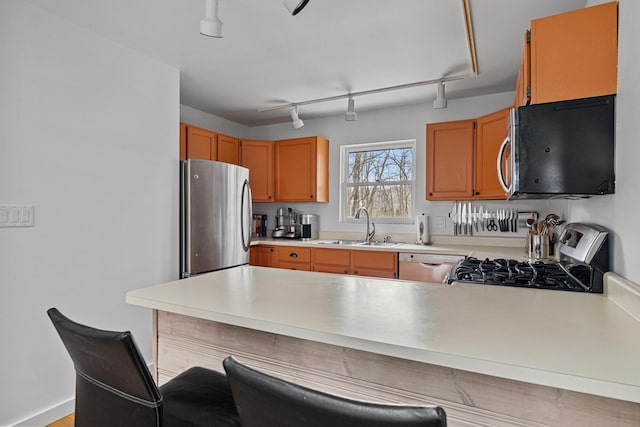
[398,253,465,284]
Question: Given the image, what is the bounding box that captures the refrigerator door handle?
[241,179,252,252]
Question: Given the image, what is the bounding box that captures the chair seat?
[160,366,240,427]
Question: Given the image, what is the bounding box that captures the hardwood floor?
[46,413,74,427]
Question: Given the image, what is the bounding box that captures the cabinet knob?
[429,192,433,196]
[310,195,314,199]
[475,191,480,195]
[269,248,273,252]
[289,252,298,258]
[268,195,272,199]
[354,269,359,275]
[344,268,349,273]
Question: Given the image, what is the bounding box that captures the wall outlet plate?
[0,204,34,227]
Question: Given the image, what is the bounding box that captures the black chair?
[223,356,447,427]
[47,308,240,427]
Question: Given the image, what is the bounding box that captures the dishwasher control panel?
[399,253,465,264]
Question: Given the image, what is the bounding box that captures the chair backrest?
[47,308,162,427]
[222,356,447,427]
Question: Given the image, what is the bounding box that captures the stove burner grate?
[450,258,593,292]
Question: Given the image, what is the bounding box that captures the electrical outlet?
[0,204,34,227]
[434,216,446,229]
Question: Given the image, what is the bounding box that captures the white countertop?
[251,236,531,261]
[127,266,640,404]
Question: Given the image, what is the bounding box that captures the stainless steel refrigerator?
[180,159,252,278]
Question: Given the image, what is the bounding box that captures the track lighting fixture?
[283,0,310,16]
[290,107,304,129]
[201,0,223,38]
[345,97,357,121]
[433,81,447,109]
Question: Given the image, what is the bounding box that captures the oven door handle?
[497,136,511,194]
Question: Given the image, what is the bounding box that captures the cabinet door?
[186,125,217,160]
[218,134,241,165]
[250,246,275,267]
[275,137,329,202]
[351,250,398,279]
[426,120,475,201]
[312,248,351,274]
[530,1,617,104]
[241,139,274,202]
[475,108,510,200]
[514,30,531,107]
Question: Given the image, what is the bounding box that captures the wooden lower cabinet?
[250,245,275,267]
[254,245,399,279]
[312,248,351,275]
[275,246,311,271]
[351,250,398,279]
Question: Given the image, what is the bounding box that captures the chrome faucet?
[355,207,375,243]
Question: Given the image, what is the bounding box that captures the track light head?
[290,107,304,129]
[433,81,447,109]
[283,0,310,16]
[201,0,223,38]
[345,97,357,121]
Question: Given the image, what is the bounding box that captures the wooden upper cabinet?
[241,139,274,202]
[186,125,217,160]
[217,134,241,165]
[475,108,510,200]
[179,122,187,160]
[514,30,531,107]
[426,119,475,201]
[274,136,329,202]
[530,1,617,104]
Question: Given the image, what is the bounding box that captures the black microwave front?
[497,95,615,200]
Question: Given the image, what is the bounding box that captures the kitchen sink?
[359,241,401,247]
[315,240,401,247]
[315,240,364,245]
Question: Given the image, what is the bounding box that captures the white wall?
[180,104,249,138]
[563,0,640,282]
[249,93,562,239]
[0,1,180,425]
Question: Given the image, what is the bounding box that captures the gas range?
[448,223,609,293]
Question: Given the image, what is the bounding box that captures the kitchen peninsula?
[127,266,640,426]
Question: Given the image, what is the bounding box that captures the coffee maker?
[272,207,301,239]
[272,207,286,238]
[300,214,318,240]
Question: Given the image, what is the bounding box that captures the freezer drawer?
[399,253,465,284]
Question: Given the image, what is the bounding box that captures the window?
[340,139,415,223]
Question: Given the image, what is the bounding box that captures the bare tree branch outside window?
[343,141,415,220]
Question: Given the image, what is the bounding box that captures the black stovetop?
[448,258,596,292]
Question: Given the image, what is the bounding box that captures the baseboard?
[14,398,74,427]
[13,363,155,426]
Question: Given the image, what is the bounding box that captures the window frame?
[339,139,416,225]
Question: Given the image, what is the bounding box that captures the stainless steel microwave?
[497,95,615,200]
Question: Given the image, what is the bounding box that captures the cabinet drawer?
[352,251,398,271]
[276,247,311,264]
[312,248,350,267]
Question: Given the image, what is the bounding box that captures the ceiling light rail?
[257,73,474,113]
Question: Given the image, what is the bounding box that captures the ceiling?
[24,0,587,127]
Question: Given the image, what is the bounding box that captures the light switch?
[0,204,34,227]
